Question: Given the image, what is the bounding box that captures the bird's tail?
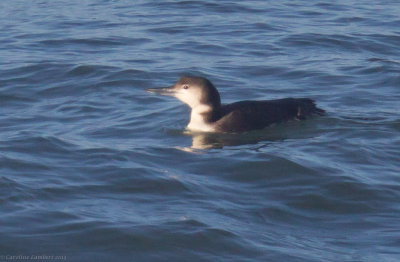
[296,98,325,120]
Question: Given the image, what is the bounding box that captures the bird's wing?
[215,98,324,132]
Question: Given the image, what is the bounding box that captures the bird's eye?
[183,85,189,89]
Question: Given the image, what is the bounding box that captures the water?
[1,0,400,261]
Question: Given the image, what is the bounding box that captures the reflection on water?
[175,119,324,150]
[187,131,278,150]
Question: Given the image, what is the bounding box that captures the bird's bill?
[146,86,176,96]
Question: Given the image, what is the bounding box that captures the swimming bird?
[146,76,325,133]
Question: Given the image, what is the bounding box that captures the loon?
[146,76,325,133]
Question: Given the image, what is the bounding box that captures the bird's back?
[214,98,325,133]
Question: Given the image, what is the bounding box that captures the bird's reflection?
[168,121,320,151]
[183,127,290,150]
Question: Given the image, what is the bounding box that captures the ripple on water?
[1,0,400,261]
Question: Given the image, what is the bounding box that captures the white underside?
[186,105,216,132]
[187,120,215,132]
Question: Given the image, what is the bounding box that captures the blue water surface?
[1,1,400,261]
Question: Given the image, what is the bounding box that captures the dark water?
[1,1,400,261]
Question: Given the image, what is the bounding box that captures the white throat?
[186,104,215,132]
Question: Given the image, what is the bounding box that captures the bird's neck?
[187,104,220,132]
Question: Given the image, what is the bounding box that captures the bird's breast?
[187,111,216,132]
